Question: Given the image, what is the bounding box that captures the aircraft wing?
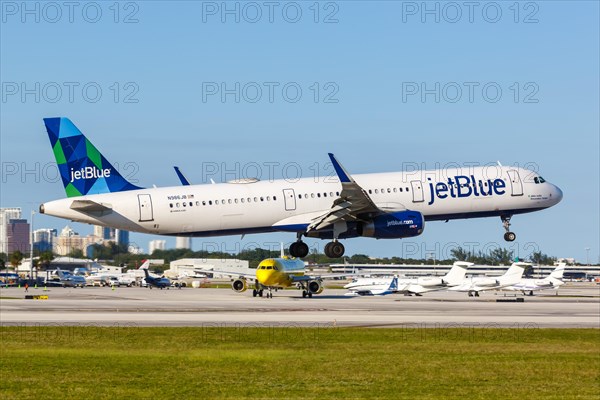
[306,154,381,233]
[193,268,256,280]
[290,272,358,283]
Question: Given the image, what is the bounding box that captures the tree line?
[0,245,558,271]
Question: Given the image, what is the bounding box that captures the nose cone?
[550,184,563,205]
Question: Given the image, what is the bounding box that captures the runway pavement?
[1,283,598,328]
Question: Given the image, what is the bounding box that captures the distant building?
[93,225,115,240]
[33,228,57,252]
[6,219,30,254]
[176,237,191,250]
[0,207,22,254]
[115,229,129,247]
[149,240,166,254]
[53,225,102,256]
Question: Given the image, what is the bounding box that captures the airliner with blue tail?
[39,118,563,258]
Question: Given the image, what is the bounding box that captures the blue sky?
[1,1,598,263]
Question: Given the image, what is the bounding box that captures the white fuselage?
[40,166,562,238]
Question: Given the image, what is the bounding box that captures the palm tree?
[9,250,24,271]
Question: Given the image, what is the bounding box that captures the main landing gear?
[288,233,346,259]
[324,240,345,258]
[289,241,309,258]
[501,215,516,242]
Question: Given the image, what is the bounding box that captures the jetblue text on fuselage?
[70,166,111,182]
[427,175,506,205]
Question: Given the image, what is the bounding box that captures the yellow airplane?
[204,256,348,298]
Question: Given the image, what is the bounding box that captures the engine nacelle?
[361,211,424,239]
[231,279,247,293]
[417,277,445,287]
[307,280,324,295]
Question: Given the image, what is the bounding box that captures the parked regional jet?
[199,256,349,298]
[139,260,171,289]
[448,262,528,296]
[344,261,471,296]
[39,118,563,258]
[502,264,566,296]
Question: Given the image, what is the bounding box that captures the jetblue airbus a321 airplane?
[39,118,563,258]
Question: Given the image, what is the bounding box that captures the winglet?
[328,153,353,183]
[174,166,190,186]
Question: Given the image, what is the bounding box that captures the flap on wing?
[272,212,322,231]
[70,200,113,214]
[305,154,381,233]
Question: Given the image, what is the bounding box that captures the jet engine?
[361,210,424,239]
[307,280,324,295]
[231,279,247,293]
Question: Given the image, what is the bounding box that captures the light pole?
[585,247,590,266]
[426,252,436,274]
[29,210,35,280]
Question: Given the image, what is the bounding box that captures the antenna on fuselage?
[497,161,503,167]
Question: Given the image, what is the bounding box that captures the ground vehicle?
[100,276,120,287]
[117,275,136,287]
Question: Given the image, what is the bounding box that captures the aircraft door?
[507,170,523,196]
[138,194,154,222]
[410,180,424,203]
[283,189,296,211]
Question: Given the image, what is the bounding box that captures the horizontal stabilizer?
[70,200,112,214]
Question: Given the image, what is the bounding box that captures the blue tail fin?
[43,118,142,197]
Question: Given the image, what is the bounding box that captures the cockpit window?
[266,266,273,270]
[534,177,539,184]
[539,176,546,183]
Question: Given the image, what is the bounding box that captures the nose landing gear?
[501,216,516,242]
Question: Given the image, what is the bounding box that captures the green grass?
[1,327,598,399]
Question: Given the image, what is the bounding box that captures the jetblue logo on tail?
[70,167,111,183]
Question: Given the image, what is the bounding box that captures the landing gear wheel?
[504,232,516,242]
[289,241,309,258]
[324,241,345,258]
[501,215,516,242]
[252,289,257,297]
[259,290,264,297]
[308,292,312,298]
[302,290,307,298]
